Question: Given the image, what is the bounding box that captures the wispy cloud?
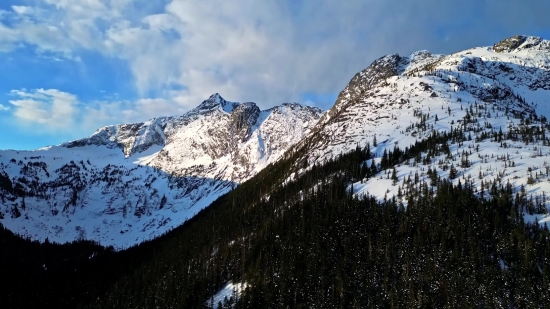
[8,88,79,129]
[6,87,182,136]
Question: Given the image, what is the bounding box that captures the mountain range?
[3,35,550,247]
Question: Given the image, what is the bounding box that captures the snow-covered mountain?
[294,35,550,223]
[0,94,323,248]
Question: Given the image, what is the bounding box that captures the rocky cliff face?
[0,94,323,248]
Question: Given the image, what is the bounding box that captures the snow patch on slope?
[206,282,249,308]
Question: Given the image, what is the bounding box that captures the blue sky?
[0,0,550,150]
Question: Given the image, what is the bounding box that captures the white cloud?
[1,0,550,126]
[11,6,35,15]
[6,87,184,137]
[8,89,79,129]
[80,99,132,130]
[0,22,19,52]
[0,0,126,57]
[79,97,181,129]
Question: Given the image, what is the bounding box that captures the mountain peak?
[197,93,240,113]
[208,92,224,102]
[493,35,547,53]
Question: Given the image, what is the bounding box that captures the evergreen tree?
[391,167,398,185]
[449,164,458,179]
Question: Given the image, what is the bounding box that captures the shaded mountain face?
[0,94,323,248]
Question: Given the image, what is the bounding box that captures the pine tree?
[391,167,398,185]
[449,164,458,179]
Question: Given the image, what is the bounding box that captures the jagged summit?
[320,50,443,123]
[317,35,550,136]
[196,93,240,113]
[493,35,550,53]
[61,94,323,159]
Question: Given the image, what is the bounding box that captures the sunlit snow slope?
[0,94,323,248]
[295,35,550,225]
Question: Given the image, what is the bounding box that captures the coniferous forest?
[2,131,550,308]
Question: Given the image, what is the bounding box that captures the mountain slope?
[292,35,550,223]
[0,94,323,248]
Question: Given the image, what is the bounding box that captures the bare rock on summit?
[493,35,528,53]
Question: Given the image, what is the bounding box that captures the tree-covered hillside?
[2,128,550,308]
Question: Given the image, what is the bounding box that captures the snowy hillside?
[297,35,550,223]
[0,94,323,248]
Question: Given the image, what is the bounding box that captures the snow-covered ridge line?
[304,35,550,162]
